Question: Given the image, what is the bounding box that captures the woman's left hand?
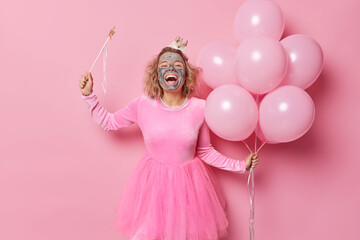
[244,153,259,171]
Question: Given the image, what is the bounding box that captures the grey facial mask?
[158,53,185,91]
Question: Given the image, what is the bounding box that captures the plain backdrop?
[1,0,359,239]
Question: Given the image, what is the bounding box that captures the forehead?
[159,52,184,63]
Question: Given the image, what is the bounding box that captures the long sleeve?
[81,92,141,132]
[196,120,247,173]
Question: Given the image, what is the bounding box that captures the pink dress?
[81,92,247,240]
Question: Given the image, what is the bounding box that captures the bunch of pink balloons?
[197,0,323,144]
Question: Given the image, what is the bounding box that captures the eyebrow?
[159,59,184,65]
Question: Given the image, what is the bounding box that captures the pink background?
[1,0,359,239]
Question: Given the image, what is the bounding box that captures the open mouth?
[164,73,179,85]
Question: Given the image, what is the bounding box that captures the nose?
[169,64,175,71]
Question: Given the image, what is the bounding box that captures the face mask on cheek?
[158,53,185,91]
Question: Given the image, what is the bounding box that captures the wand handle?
[89,26,116,73]
[90,37,110,72]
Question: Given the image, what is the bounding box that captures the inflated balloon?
[256,123,278,144]
[259,86,315,143]
[197,41,238,89]
[233,0,285,43]
[279,34,324,89]
[205,84,258,141]
[235,36,288,94]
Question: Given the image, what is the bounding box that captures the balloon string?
[247,168,255,240]
[242,139,253,154]
[243,139,265,240]
[247,93,260,240]
[249,94,258,240]
[242,129,256,240]
[243,93,267,240]
[257,141,266,153]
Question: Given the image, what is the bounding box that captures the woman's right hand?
[244,152,259,171]
[79,71,93,96]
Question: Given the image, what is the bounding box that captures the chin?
[163,88,182,94]
[161,83,185,94]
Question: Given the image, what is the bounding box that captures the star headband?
[168,36,188,54]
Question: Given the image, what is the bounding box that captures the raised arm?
[196,120,247,173]
[81,92,141,132]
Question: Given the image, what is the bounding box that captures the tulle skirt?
[114,154,229,240]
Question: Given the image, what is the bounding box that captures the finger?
[80,76,86,86]
[86,71,92,80]
[85,72,90,80]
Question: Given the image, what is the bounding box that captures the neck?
[161,91,187,108]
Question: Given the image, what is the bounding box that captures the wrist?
[244,160,250,172]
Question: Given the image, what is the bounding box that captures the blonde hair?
[143,47,201,98]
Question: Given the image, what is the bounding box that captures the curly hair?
[143,47,201,98]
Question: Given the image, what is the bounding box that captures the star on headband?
[168,36,188,54]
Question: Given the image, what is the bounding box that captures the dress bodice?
[138,96,203,164]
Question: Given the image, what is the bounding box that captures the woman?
[79,37,259,240]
